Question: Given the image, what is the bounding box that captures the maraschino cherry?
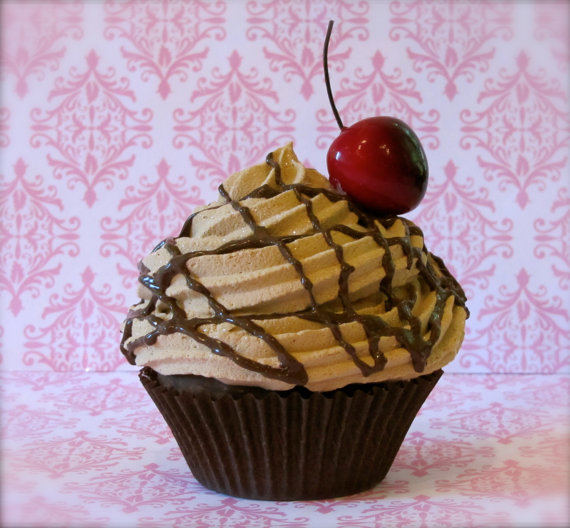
[324,21,428,216]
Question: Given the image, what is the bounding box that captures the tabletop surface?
[2,371,568,528]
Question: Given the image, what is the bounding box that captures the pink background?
[1,1,569,527]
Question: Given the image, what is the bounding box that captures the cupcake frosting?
[120,143,468,391]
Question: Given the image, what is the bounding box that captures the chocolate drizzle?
[120,150,468,386]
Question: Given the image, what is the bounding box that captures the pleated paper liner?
[139,366,443,501]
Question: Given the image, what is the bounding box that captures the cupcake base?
[139,367,443,501]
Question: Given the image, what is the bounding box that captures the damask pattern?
[173,50,296,188]
[534,187,569,290]
[0,158,80,316]
[1,372,567,527]
[389,1,514,101]
[1,0,567,374]
[103,0,226,99]
[23,267,127,371]
[460,51,569,209]
[0,1,568,526]
[315,47,440,150]
[100,158,204,288]
[246,0,369,100]
[0,1,84,98]
[30,50,153,206]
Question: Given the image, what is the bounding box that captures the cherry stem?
[324,20,344,130]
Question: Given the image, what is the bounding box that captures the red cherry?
[326,116,428,215]
[323,21,428,216]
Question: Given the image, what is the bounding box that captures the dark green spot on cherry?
[324,21,429,216]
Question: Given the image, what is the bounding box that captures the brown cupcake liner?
[139,367,443,501]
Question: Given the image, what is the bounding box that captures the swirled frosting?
[120,143,468,391]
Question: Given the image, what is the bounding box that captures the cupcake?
[120,143,468,500]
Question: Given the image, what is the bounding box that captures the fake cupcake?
[120,142,468,500]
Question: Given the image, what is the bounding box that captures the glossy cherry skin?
[327,116,428,216]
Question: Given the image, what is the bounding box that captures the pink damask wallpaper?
[1,2,569,527]
[0,2,569,370]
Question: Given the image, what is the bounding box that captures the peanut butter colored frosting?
[120,143,468,391]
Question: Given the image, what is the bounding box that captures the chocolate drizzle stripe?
[123,236,307,385]
[265,154,372,373]
[121,148,468,386]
